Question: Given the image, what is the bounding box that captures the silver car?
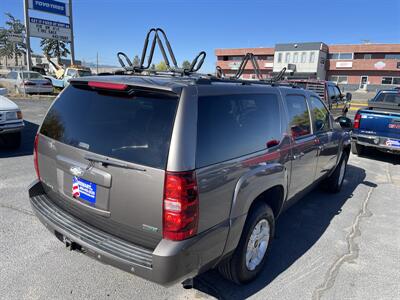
[1,71,53,94]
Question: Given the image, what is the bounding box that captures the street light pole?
[23,0,32,71]
[69,0,75,65]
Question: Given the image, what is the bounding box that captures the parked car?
[29,74,352,286]
[351,89,400,155]
[288,79,352,117]
[0,71,53,94]
[0,93,24,148]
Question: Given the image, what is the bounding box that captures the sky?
[1,0,400,73]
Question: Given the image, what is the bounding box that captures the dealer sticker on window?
[385,139,400,148]
[72,176,97,203]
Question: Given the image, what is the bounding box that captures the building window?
[382,77,400,85]
[285,53,291,63]
[385,54,400,59]
[277,53,282,63]
[330,75,348,84]
[363,54,372,59]
[301,52,307,63]
[328,53,353,60]
[266,55,274,61]
[229,56,244,61]
[382,77,393,84]
[293,52,299,63]
[309,52,315,63]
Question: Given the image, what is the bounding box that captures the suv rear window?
[197,93,282,168]
[40,85,178,169]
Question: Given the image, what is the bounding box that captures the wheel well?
[249,185,284,218]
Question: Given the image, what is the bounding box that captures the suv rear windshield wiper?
[84,154,146,172]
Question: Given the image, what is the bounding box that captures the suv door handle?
[292,152,305,160]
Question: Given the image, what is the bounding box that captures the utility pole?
[96,52,99,74]
[23,0,32,71]
[69,0,75,65]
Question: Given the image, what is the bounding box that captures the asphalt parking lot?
[1,99,399,300]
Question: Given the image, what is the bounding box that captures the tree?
[132,55,140,67]
[155,61,167,71]
[182,60,191,70]
[40,39,70,65]
[0,13,26,66]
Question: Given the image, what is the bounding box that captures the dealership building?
[215,42,400,91]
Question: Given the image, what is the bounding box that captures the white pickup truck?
[0,89,24,148]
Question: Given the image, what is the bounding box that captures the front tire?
[324,152,348,193]
[218,202,275,285]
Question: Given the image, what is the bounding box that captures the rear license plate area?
[72,176,97,204]
[385,139,400,148]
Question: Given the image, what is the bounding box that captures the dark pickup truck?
[351,89,400,155]
[288,80,352,117]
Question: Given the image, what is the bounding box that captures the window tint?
[374,93,400,104]
[309,96,331,132]
[40,85,178,169]
[285,95,311,139]
[197,94,282,167]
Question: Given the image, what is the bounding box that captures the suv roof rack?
[113,28,298,89]
[117,28,206,76]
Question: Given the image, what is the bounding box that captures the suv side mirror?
[345,92,352,101]
[335,116,352,129]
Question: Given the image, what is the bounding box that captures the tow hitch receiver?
[56,231,86,253]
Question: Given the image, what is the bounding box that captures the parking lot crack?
[0,203,35,216]
[311,187,374,300]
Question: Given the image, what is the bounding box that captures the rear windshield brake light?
[88,81,128,91]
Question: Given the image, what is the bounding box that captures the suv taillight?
[163,171,199,241]
[33,134,40,180]
[354,113,362,129]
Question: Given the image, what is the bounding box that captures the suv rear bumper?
[351,133,400,152]
[28,180,228,286]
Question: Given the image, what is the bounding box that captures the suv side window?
[285,94,311,139]
[197,93,282,168]
[309,96,331,133]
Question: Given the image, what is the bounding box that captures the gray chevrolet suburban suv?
[29,74,352,286]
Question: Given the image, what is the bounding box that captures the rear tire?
[351,141,364,155]
[324,152,348,193]
[3,132,21,149]
[218,202,274,285]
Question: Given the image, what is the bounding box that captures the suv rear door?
[282,92,319,198]
[37,82,179,249]
[307,95,339,179]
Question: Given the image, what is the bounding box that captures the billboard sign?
[29,17,71,42]
[28,0,69,17]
